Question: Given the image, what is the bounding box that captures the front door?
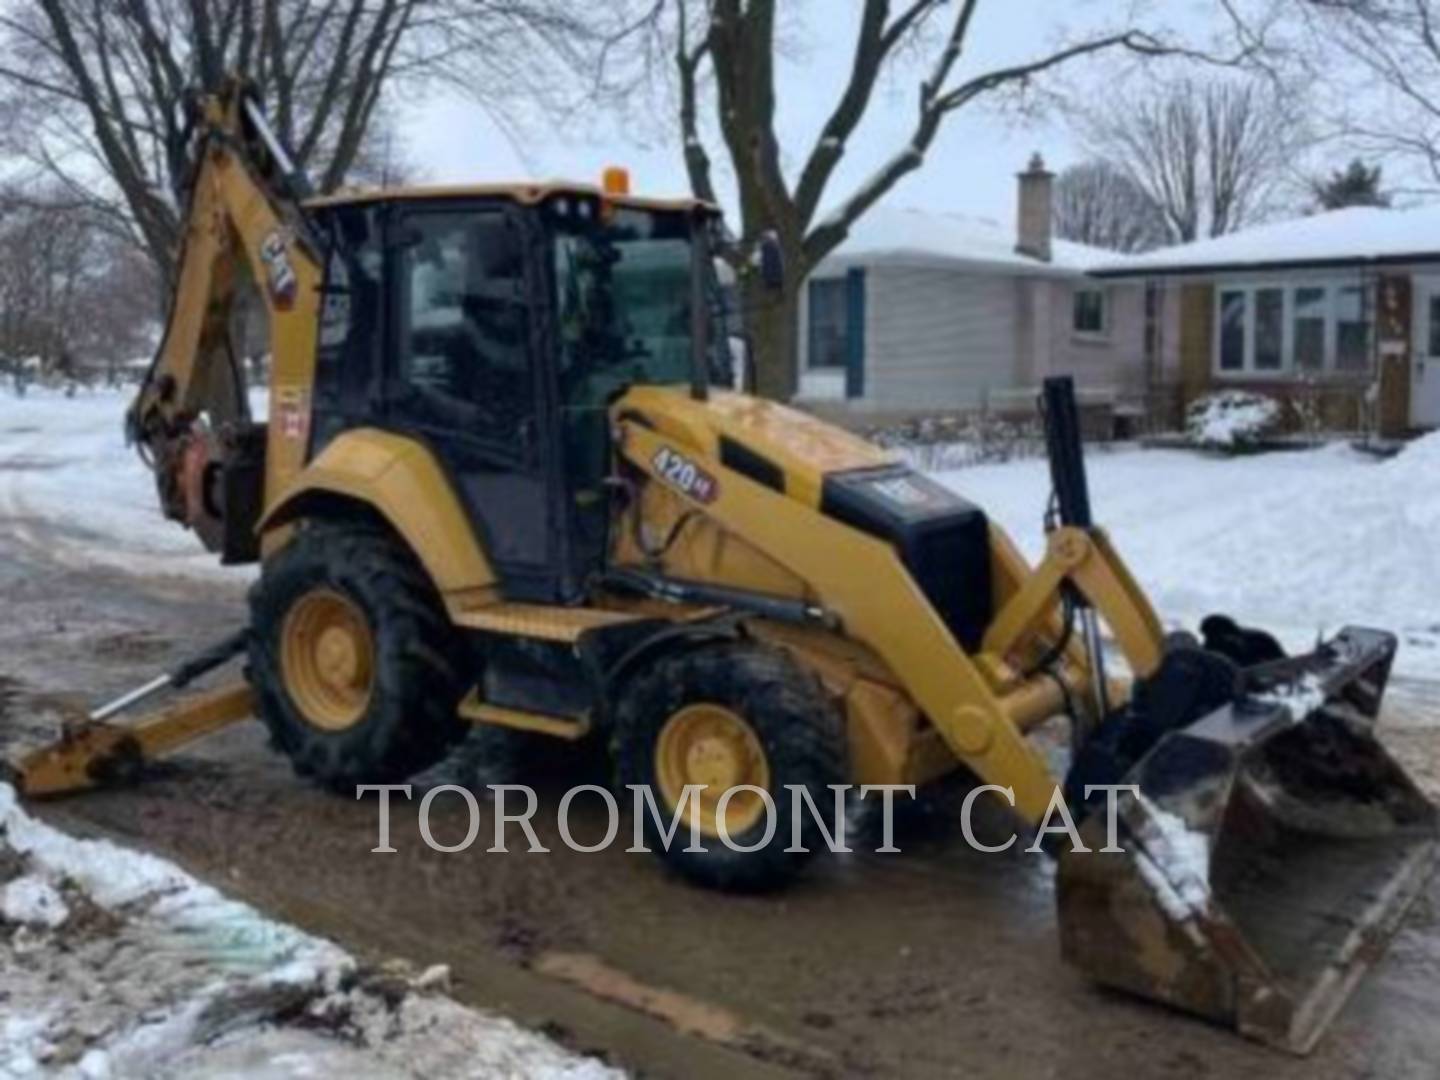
[386,206,564,601]
[1413,278,1440,427]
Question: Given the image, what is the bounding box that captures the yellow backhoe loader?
[9,80,1435,1054]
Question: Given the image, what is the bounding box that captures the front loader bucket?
[1057,627,1438,1054]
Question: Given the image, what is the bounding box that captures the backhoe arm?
[127,79,322,556]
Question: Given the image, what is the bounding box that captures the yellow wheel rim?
[280,588,375,732]
[655,703,772,839]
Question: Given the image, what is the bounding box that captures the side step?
[452,603,646,644]
[458,689,591,741]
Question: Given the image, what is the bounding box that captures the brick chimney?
[1016,152,1054,263]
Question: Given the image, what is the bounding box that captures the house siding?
[862,266,1021,409]
[1178,283,1214,403]
[1034,280,1147,400]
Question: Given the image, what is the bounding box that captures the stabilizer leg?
[9,630,254,797]
[15,681,255,797]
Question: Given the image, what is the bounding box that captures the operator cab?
[305,182,738,603]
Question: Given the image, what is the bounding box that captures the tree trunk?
[744,275,801,401]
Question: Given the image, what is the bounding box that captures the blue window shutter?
[845,268,866,398]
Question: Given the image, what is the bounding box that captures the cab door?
[384,205,565,601]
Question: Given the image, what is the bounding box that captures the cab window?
[396,211,533,450]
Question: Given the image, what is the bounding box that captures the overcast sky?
[402,1,1230,230]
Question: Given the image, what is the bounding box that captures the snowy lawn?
[0,386,260,583]
[0,782,618,1079]
[936,435,1440,679]
[3,387,1437,677]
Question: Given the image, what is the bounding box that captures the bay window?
[1219,289,1246,371]
[1254,287,1285,371]
[1292,287,1327,371]
[1212,281,1373,376]
[1335,285,1371,372]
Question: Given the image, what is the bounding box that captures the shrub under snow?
[1185,391,1282,450]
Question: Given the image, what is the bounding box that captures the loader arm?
[982,524,1165,682]
[127,79,322,554]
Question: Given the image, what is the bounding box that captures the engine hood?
[614,386,897,507]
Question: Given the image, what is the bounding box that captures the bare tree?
[601,1,1251,399]
[1053,160,1169,252]
[0,1,597,280]
[1080,75,1303,244]
[0,186,159,379]
[1277,1,1440,190]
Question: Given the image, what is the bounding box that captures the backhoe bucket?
[1057,627,1438,1054]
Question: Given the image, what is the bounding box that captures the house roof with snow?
[1090,204,1440,278]
[818,205,1106,278]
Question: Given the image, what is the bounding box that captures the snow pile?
[936,439,1440,680]
[1132,794,1212,923]
[1253,673,1329,724]
[1184,390,1282,450]
[1,873,69,928]
[1386,427,1440,480]
[0,782,619,1079]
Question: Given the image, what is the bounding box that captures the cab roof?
[303,181,713,215]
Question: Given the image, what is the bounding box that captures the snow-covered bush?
[1185,391,1282,451]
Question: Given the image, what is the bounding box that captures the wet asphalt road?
[1,528,1439,1079]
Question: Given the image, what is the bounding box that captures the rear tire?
[249,522,465,791]
[613,643,846,892]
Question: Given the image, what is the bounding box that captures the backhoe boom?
[127,79,321,558]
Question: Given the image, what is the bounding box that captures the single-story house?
[796,156,1165,423]
[1092,208,1440,437]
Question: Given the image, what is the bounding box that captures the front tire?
[249,522,465,791]
[613,643,846,891]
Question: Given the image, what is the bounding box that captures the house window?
[1213,281,1374,376]
[1255,288,1284,370]
[1293,287,1327,371]
[1335,285,1371,372]
[807,277,849,369]
[1073,288,1106,335]
[1219,289,1246,371]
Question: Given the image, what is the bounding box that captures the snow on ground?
[3,386,1438,678]
[0,386,261,583]
[0,782,619,1079]
[936,434,1440,680]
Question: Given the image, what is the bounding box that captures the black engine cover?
[821,466,992,652]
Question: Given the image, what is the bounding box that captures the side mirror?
[757,230,784,291]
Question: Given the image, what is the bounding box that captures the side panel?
[617,419,1061,825]
[259,428,498,607]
